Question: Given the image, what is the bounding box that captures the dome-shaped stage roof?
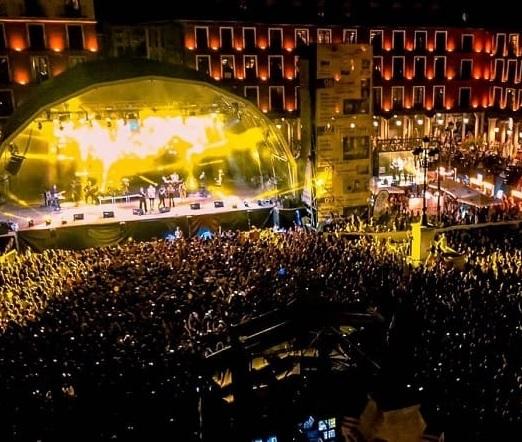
[1,58,296,204]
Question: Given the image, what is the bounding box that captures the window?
[317,29,332,45]
[269,28,283,49]
[295,29,309,47]
[295,85,300,111]
[392,30,405,51]
[435,31,447,53]
[392,86,404,110]
[494,59,504,82]
[221,55,235,79]
[461,34,473,52]
[67,25,83,50]
[414,31,427,51]
[495,34,506,56]
[220,27,233,50]
[392,56,404,80]
[373,87,382,111]
[64,0,82,17]
[506,88,515,109]
[509,34,519,56]
[69,56,86,67]
[244,55,257,80]
[0,24,5,50]
[243,27,256,50]
[196,55,211,76]
[343,29,357,44]
[0,90,14,117]
[294,55,300,78]
[434,56,445,80]
[31,56,49,82]
[373,56,383,79]
[433,85,445,108]
[460,59,472,80]
[195,26,209,49]
[459,88,471,108]
[492,86,502,107]
[269,86,284,111]
[413,86,425,109]
[269,55,283,80]
[414,56,426,79]
[0,57,9,83]
[370,30,383,52]
[342,136,370,161]
[28,24,45,50]
[244,86,259,106]
[507,59,517,83]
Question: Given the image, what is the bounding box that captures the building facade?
[113,20,522,156]
[0,0,98,120]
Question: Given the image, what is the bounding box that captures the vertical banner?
[314,44,373,220]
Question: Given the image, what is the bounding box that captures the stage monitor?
[73,213,84,221]
[132,208,144,216]
[159,206,171,213]
[102,211,115,219]
[214,200,224,208]
[190,203,201,210]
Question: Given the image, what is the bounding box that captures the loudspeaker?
[73,213,84,221]
[214,200,224,208]
[5,155,25,175]
[132,208,144,215]
[159,206,171,213]
[190,203,200,210]
[102,211,115,218]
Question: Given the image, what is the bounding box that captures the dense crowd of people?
[0,226,521,440]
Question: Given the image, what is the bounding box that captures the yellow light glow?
[5,78,298,204]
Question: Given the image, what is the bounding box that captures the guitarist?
[84,179,99,205]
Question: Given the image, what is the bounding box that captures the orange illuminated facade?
[177,21,522,148]
[0,0,98,120]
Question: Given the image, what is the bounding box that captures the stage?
[3,195,282,251]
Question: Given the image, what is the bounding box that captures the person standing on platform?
[179,181,187,199]
[199,171,207,197]
[158,185,167,209]
[139,187,148,214]
[167,183,175,208]
[147,184,157,212]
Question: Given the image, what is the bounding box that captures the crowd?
[0,227,521,441]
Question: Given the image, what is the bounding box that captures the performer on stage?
[179,181,187,199]
[199,171,207,197]
[139,186,148,213]
[215,168,225,186]
[121,178,130,195]
[84,180,99,205]
[71,178,82,207]
[49,184,61,210]
[147,184,156,212]
[167,182,175,207]
[158,185,167,209]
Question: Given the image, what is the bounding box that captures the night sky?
[93,0,517,27]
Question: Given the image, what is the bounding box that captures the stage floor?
[5,194,272,232]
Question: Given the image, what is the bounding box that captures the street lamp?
[413,136,440,226]
[445,121,455,171]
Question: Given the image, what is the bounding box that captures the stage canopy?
[1,58,296,203]
[430,180,500,208]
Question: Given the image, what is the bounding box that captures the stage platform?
[3,197,280,250]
